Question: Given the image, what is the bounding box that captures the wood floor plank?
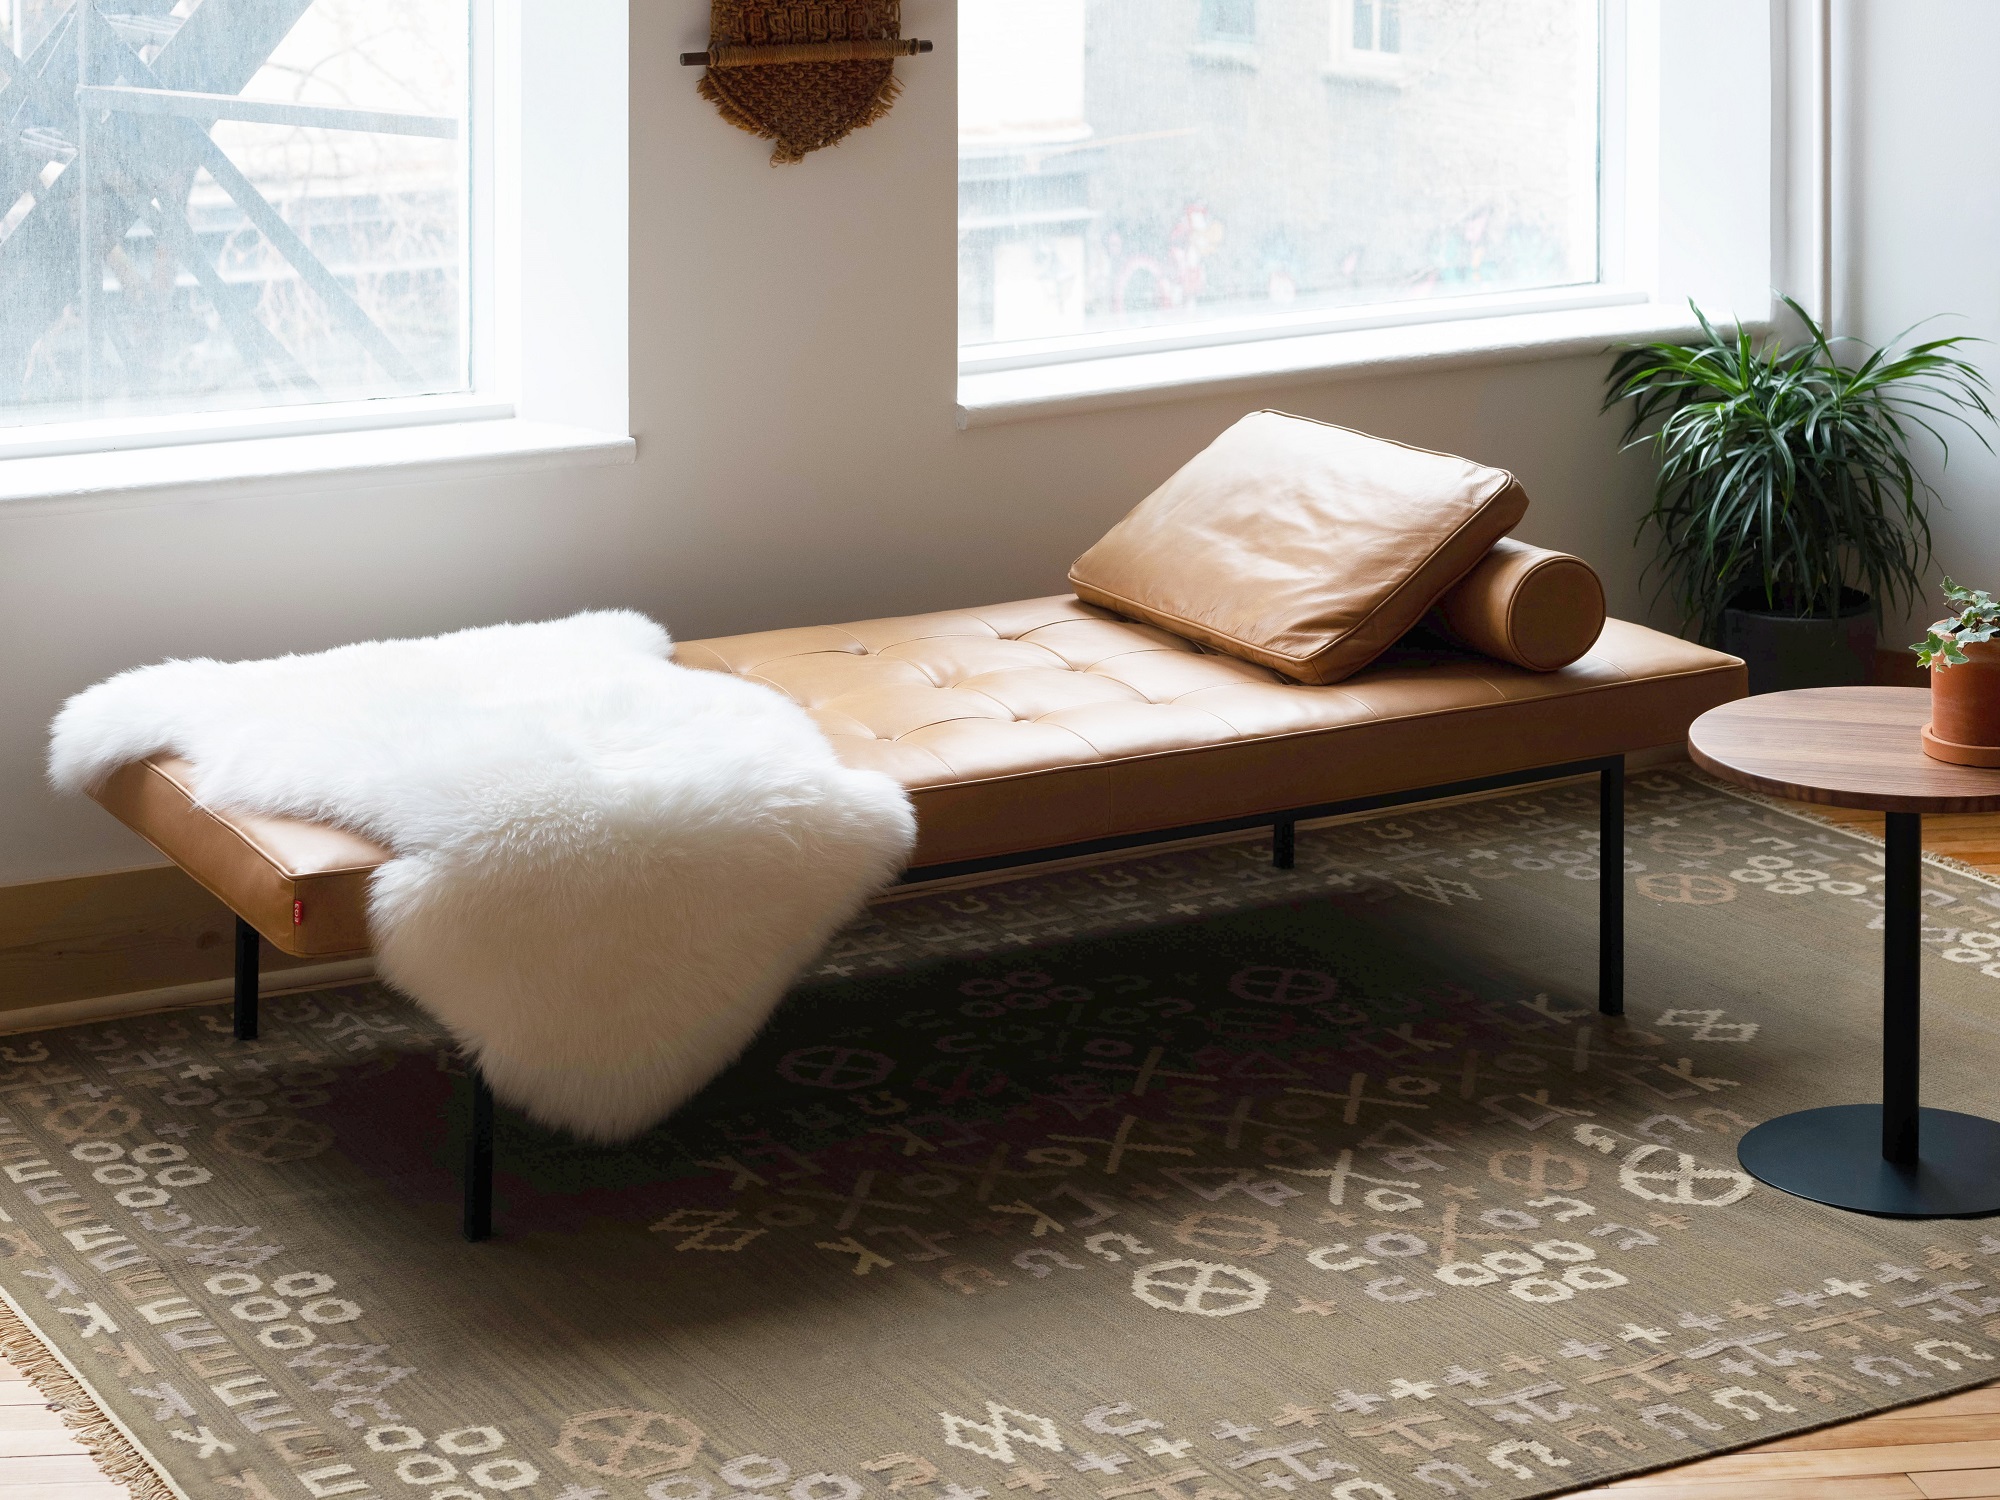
[1887,1390,2000,1420]
[0,1358,106,1488]
[0,1406,69,1434]
[1583,1475,1925,1498]
[1651,1440,2000,1482]
[0,1429,87,1459]
[0,1454,121,1484]
[1755,1414,2000,1452]
[1912,1471,2000,1500]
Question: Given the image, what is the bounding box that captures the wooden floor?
[0,1359,127,1499]
[1568,1382,2000,1498]
[7,789,2000,1500]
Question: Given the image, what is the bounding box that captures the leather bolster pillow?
[1428,537,1605,671]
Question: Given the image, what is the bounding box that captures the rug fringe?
[0,1292,180,1500]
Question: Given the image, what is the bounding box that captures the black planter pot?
[1719,588,1877,696]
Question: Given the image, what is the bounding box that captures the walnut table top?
[1689,685,2000,816]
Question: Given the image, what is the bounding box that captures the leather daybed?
[81,413,1747,1239]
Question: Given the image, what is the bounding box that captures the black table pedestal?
[1739,1103,2000,1218]
[1737,811,2000,1218]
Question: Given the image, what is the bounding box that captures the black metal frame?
[1736,808,2000,1217]
[228,754,1626,1242]
[229,915,499,1241]
[1884,810,1922,1168]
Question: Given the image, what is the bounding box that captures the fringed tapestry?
[695,1,920,165]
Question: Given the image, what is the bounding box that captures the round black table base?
[1740,1104,2000,1218]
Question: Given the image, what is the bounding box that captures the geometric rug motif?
[2,769,2000,1500]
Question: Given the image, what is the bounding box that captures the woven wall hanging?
[683,1,933,166]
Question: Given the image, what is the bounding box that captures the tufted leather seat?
[674,595,1742,869]
[89,594,1742,957]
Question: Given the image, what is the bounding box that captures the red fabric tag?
[292,900,305,926]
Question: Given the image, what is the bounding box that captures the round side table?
[1689,686,2000,1217]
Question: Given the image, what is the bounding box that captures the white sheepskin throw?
[47,612,916,1142]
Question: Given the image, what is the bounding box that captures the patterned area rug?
[7,767,2000,1500]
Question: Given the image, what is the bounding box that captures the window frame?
[0,0,630,478]
[958,0,1780,426]
[1327,0,1405,80]
[962,0,1627,378]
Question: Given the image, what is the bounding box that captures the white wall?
[0,0,1699,888]
[1842,0,2000,650]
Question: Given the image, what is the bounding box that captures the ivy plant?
[1913,578,2000,668]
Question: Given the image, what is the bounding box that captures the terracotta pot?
[1924,639,2000,766]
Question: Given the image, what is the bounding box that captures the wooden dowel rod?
[680,39,932,66]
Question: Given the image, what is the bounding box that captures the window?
[0,0,472,432]
[958,0,1603,359]
[1199,0,1256,41]
[1350,0,1399,53]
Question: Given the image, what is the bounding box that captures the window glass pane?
[0,0,469,429]
[1199,0,1256,39]
[959,0,1599,350]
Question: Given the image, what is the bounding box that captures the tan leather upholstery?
[86,596,1744,957]
[1430,538,1607,671]
[1069,411,1530,684]
[676,595,1743,867]
[90,757,385,958]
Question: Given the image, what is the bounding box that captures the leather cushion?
[1068,411,1530,684]
[678,596,1745,868]
[1429,538,1607,671]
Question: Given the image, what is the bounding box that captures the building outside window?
[959,0,1601,355]
[0,0,470,432]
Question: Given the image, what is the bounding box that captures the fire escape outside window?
[0,0,470,431]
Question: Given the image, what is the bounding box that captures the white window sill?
[1321,59,1409,87]
[956,300,1769,429]
[0,417,635,510]
[1188,40,1259,68]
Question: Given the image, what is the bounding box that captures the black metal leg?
[232,917,259,1041]
[1272,818,1295,870]
[1739,807,2000,1216]
[463,1066,494,1242]
[1883,810,1923,1166]
[1599,759,1624,1017]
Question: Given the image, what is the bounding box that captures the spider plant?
[1603,296,1994,644]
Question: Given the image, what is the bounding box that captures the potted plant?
[1913,579,2000,765]
[1604,297,1993,694]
